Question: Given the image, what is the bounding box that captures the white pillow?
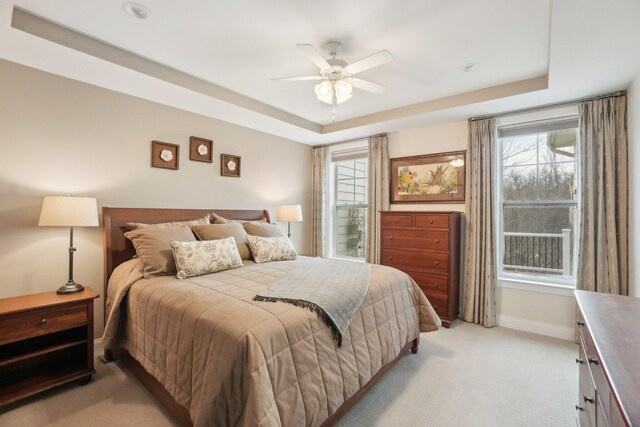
[170,237,243,279]
[246,235,298,264]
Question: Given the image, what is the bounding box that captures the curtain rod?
[468,90,626,122]
[313,133,386,149]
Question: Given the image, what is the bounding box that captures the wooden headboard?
[102,207,270,320]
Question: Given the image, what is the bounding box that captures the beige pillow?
[243,222,284,238]
[191,223,251,260]
[210,212,267,225]
[125,226,196,278]
[246,235,298,264]
[126,216,210,230]
[170,237,243,279]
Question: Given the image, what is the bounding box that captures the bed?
[101,207,441,426]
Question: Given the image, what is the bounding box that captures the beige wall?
[628,77,640,299]
[388,121,576,339]
[0,59,312,335]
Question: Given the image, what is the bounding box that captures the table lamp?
[38,196,99,294]
[277,205,303,238]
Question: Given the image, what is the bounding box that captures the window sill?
[498,276,575,297]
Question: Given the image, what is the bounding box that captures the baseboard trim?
[497,314,574,341]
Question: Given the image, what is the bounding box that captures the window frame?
[496,113,580,288]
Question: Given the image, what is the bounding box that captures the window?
[497,116,579,285]
[331,153,367,260]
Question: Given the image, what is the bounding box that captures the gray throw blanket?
[253,258,372,346]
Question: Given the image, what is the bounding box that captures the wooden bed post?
[411,336,420,354]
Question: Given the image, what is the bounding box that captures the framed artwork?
[220,154,241,177]
[390,150,466,203]
[189,136,213,163]
[151,140,179,170]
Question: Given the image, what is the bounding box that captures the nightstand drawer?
[0,305,87,345]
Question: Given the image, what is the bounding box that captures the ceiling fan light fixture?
[314,80,352,105]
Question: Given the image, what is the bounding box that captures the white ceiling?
[1,0,640,144]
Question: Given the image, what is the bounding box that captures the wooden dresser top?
[575,290,640,425]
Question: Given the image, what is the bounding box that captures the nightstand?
[0,287,98,408]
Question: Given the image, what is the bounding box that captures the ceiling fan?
[272,41,393,121]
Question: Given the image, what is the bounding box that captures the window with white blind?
[330,147,368,260]
[497,116,580,286]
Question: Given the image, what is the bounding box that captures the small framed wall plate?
[151,140,179,170]
[189,136,213,163]
[220,154,241,177]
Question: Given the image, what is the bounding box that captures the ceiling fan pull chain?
[332,81,337,123]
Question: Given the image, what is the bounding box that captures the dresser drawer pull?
[433,304,438,309]
[388,236,393,240]
[583,396,594,404]
[429,219,434,224]
[588,357,599,365]
[575,358,584,364]
[577,320,585,326]
[388,256,394,260]
[394,219,399,223]
[40,318,47,325]
[575,405,584,411]
[434,261,439,266]
[435,239,440,243]
[434,283,439,288]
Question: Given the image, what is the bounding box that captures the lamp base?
[57,282,85,294]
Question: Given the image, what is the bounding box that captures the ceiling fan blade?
[271,76,322,82]
[296,44,331,70]
[345,77,387,94]
[345,50,393,75]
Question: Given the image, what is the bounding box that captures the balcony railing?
[335,205,367,260]
[502,229,572,276]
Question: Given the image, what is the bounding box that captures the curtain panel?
[462,118,497,327]
[577,95,628,296]
[366,134,390,264]
[311,146,327,257]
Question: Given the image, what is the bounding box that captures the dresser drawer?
[381,249,449,273]
[381,229,449,251]
[0,305,87,345]
[415,214,449,229]
[423,292,448,317]
[578,341,597,426]
[381,214,413,227]
[408,271,449,295]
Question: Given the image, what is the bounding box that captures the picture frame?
[189,136,213,163]
[151,140,179,170]
[390,150,466,203]
[220,154,241,177]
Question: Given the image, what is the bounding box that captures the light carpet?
[0,322,577,427]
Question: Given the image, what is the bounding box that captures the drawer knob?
[40,318,47,325]
[435,239,440,243]
[389,256,394,260]
[583,396,594,404]
[429,219,434,224]
[588,357,599,365]
[575,358,584,364]
[434,261,439,265]
[389,236,394,240]
[433,304,438,309]
[577,320,585,326]
[434,283,439,288]
[575,405,584,411]
[394,219,399,223]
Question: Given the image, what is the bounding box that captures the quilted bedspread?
[102,257,441,427]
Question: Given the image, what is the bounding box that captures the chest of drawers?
[380,211,461,327]
[575,290,639,426]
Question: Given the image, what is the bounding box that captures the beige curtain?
[577,95,628,295]
[366,134,390,264]
[462,118,497,327]
[311,146,327,256]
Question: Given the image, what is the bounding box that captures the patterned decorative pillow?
[170,237,243,279]
[246,235,298,264]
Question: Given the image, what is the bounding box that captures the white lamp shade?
[277,205,303,222]
[38,196,99,227]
